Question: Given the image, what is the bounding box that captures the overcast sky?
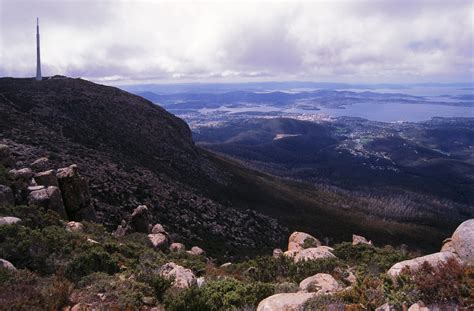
[1,0,473,84]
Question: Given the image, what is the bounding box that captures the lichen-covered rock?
[57,164,95,221]
[0,259,16,271]
[28,186,67,219]
[158,262,196,289]
[169,242,185,252]
[0,184,14,206]
[66,221,84,232]
[451,219,474,265]
[387,252,461,277]
[256,292,315,311]
[148,233,169,250]
[294,246,336,263]
[129,205,151,233]
[30,157,49,172]
[352,234,372,246]
[34,169,59,187]
[299,273,340,294]
[288,232,321,251]
[0,216,21,226]
[187,246,205,256]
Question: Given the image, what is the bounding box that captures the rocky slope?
[0,77,459,257]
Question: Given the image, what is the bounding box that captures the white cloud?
[0,0,473,83]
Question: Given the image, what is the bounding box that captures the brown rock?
[299,273,340,294]
[288,232,321,251]
[352,234,372,246]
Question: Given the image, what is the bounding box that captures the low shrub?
[65,245,119,281]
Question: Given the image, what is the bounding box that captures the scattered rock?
[197,276,206,288]
[0,144,14,167]
[148,233,169,250]
[273,248,283,258]
[0,216,21,226]
[220,262,232,268]
[8,168,33,181]
[151,223,167,234]
[87,238,99,244]
[0,258,16,271]
[66,221,84,232]
[34,169,59,187]
[28,186,67,219]
[352,234,372,246]
[299,273,340,294]
[387,251,461,277]
[57,164,95,221]
[450,219,474,265]
[256,292,315,311]
[113,220,130,237]
[129,205,151,233]
[169,242,185,252]
[187,246,205,256]
[294,246,336,263]
[142,296,155,306]
[30,157,49,172]
[0,184,14,206]
[408,302,429,311]
[9,168,34,204]
[159,262,197,289]
[288,232,321,251]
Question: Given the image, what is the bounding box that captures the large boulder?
[294,246,336,263]
[151,223,167,235]
[288,232,321,252]
[273,248,283,258]
[129,205,151,233]
[0,184,14,206]
[28,186,67,219]
[30,157,50,172]
[450,219,474,265]
[187,246,205,256]
[158,262,196,289]
[0,144,13,167]
[8,168,34,204]
[57,164,95,221]
[387,252,461,277]
[34,170,59,187]
[256,292,315,311]
[66,221,85,232]
[0,259,16,271]
[0,216,21,226]
[170,243,185,252]
[352,234,372,246]
[299,273,340,294]
[148,233,169,250]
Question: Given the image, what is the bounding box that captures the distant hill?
[0,77,463,256]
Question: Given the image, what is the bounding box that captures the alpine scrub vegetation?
[1,203,472,310]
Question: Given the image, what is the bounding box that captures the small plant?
[65,245,119,281]
[303,237,319,249]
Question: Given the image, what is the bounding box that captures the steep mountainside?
[0,77,459,257]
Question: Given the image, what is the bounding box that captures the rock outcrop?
[57,164,95,221]
[8,168,34,204]
[450,219,474,265]
[0,216,21,226]
[28,186,67,219]
[66,221,85,232]
[148,233,169,250]
[387,251,460,277]
[288,232,321,252]
[0,259,16,271]
[256,292,315,311]
[129,205,151,233]
[0,184,14,206]
[294,246,336,263]
[34,169,59,187]
[352,234,372,246]
[30,157,49,172]
[299,273,340,294]
[158,262,196,289]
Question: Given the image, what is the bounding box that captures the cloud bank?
[1,0,473,83]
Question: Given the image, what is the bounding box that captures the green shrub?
[65,245,119,281]
[164,286,209,311]
[303,237,319,249]
[0,164,8,185]
[303,294,345,311]
[0,205,63,229]
[290,257,342,283]
[274,281,299,293]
